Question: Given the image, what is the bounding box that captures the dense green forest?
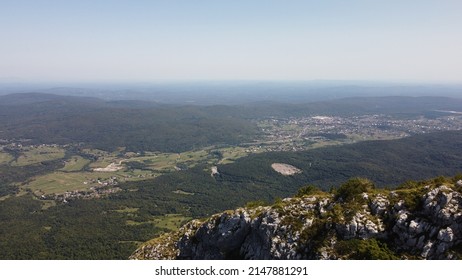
[1,130,461,259]
[1,93,461,259]
[1,93,462,152]
[0,93,258,152]
[217,130,462,189]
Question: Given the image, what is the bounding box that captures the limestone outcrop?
[131,179,462,260]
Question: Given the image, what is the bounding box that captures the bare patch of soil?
[271,163,302,176]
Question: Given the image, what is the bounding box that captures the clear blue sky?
[1,0,461,83]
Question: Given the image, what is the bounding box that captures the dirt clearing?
[271,163,302,176]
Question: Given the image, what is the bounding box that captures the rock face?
[130,181,462,260]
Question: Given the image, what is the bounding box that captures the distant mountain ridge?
[0,92,161,108]
[0,92,104,106]
[3,82,462,105]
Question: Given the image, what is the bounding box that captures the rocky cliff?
[130,177,462,260]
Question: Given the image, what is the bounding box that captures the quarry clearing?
[271,163,302,176]
[211,166,219,176]
[93,161,125,172]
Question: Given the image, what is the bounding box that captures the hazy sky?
[1,0,462,83]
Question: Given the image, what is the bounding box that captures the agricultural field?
[114,207,139,213]
[10,145,65,166]
[85,148,119,169]
[24,168,158,195]
[24,171,105,195]
[218,146,254,164]
[20,148,215,196]
[10,118,427,199]
[126,214,192,232]
[6,118,435,198]
[128,152,181,171]
[152,214,192,231]
[85,149,211,171]
[0,150,13,164]
[13,143,297,197]
[1,128,415,199]
[60,156,91,172]
[126,149,211,171]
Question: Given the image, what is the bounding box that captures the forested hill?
[215,130,462,190]
[1,93,462,152]
[203,95,462,119]
[0,93,258,152]
[0,92,105,106]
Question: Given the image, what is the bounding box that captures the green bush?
[432,175,449,187]
[296,185,320,197]
[335,238,398,260]
[336,177,374,202]
[454,174,462,192]
[398,189,426,211]
[453,173,462,182]
[397,180,420,190]
[245,200,268,208]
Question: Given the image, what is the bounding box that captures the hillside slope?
[131,177,462,260]
[0,93,257,152]
[217,130,462,189]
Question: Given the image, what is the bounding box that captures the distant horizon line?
[1,79,462,86]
